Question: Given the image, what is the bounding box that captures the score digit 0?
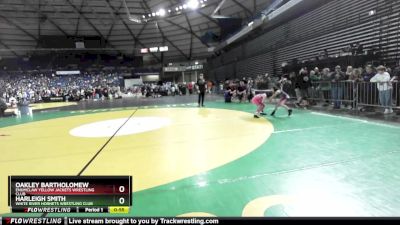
[119,186,125,193]
[119,197,125,205]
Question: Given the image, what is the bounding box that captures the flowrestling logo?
[5,218,63,224]
[25,207,72,213]
[3,218,219,225]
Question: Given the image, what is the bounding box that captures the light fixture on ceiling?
[368,10,376,16]
[158,9,166,17]
[129,0,207,23]
[149,47,159,53]
[187,0,199,9]
[129,17,141,23]
[159,46,169,52]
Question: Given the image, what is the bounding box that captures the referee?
[197,73,206,107]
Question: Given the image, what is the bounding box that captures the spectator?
[295,68,311,107]
[246,78,255,103]
[370,66,393,114]
[314,67,321,77]
[392,62,400,107]
[343,66,354,108]
[320,68,331,106]
[236,81,247,103]
[207,80,213,94]
[361,65,379,110]
[349,68,362,82]
[224,85,235,103]
[179,83,187,95]
[310,69,321,82]
[219,82,224,94]
[346,68,362,109]
[188,82,194,95]
[171,85,176,96]
[288,72,297,99]
[309,70,320,105]
[331,65,346,109]
[362,65,375,81]
[0,96,7,117]
[345,66,353,80]
[255,73,270,90]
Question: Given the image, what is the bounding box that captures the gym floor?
[1,96,400,217]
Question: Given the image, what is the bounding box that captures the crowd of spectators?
[0,70,220,116]
[221,74,278,103]
[286,64,399,113]
[121,80,218,99]
[0,72,124,106]
[1,63,400,116]
[0,71,219,104]
[220,63,399,114]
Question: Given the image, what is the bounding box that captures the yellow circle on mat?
[0,108,273,214]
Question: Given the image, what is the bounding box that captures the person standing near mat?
[197,74,206,107]
[370,65,393,114]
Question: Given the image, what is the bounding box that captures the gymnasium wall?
[206,0,400,80]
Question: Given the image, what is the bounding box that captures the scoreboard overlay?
[8,176,132,214]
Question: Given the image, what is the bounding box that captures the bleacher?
[208,0,400,79]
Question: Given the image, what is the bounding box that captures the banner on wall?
[164,65,203,73]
